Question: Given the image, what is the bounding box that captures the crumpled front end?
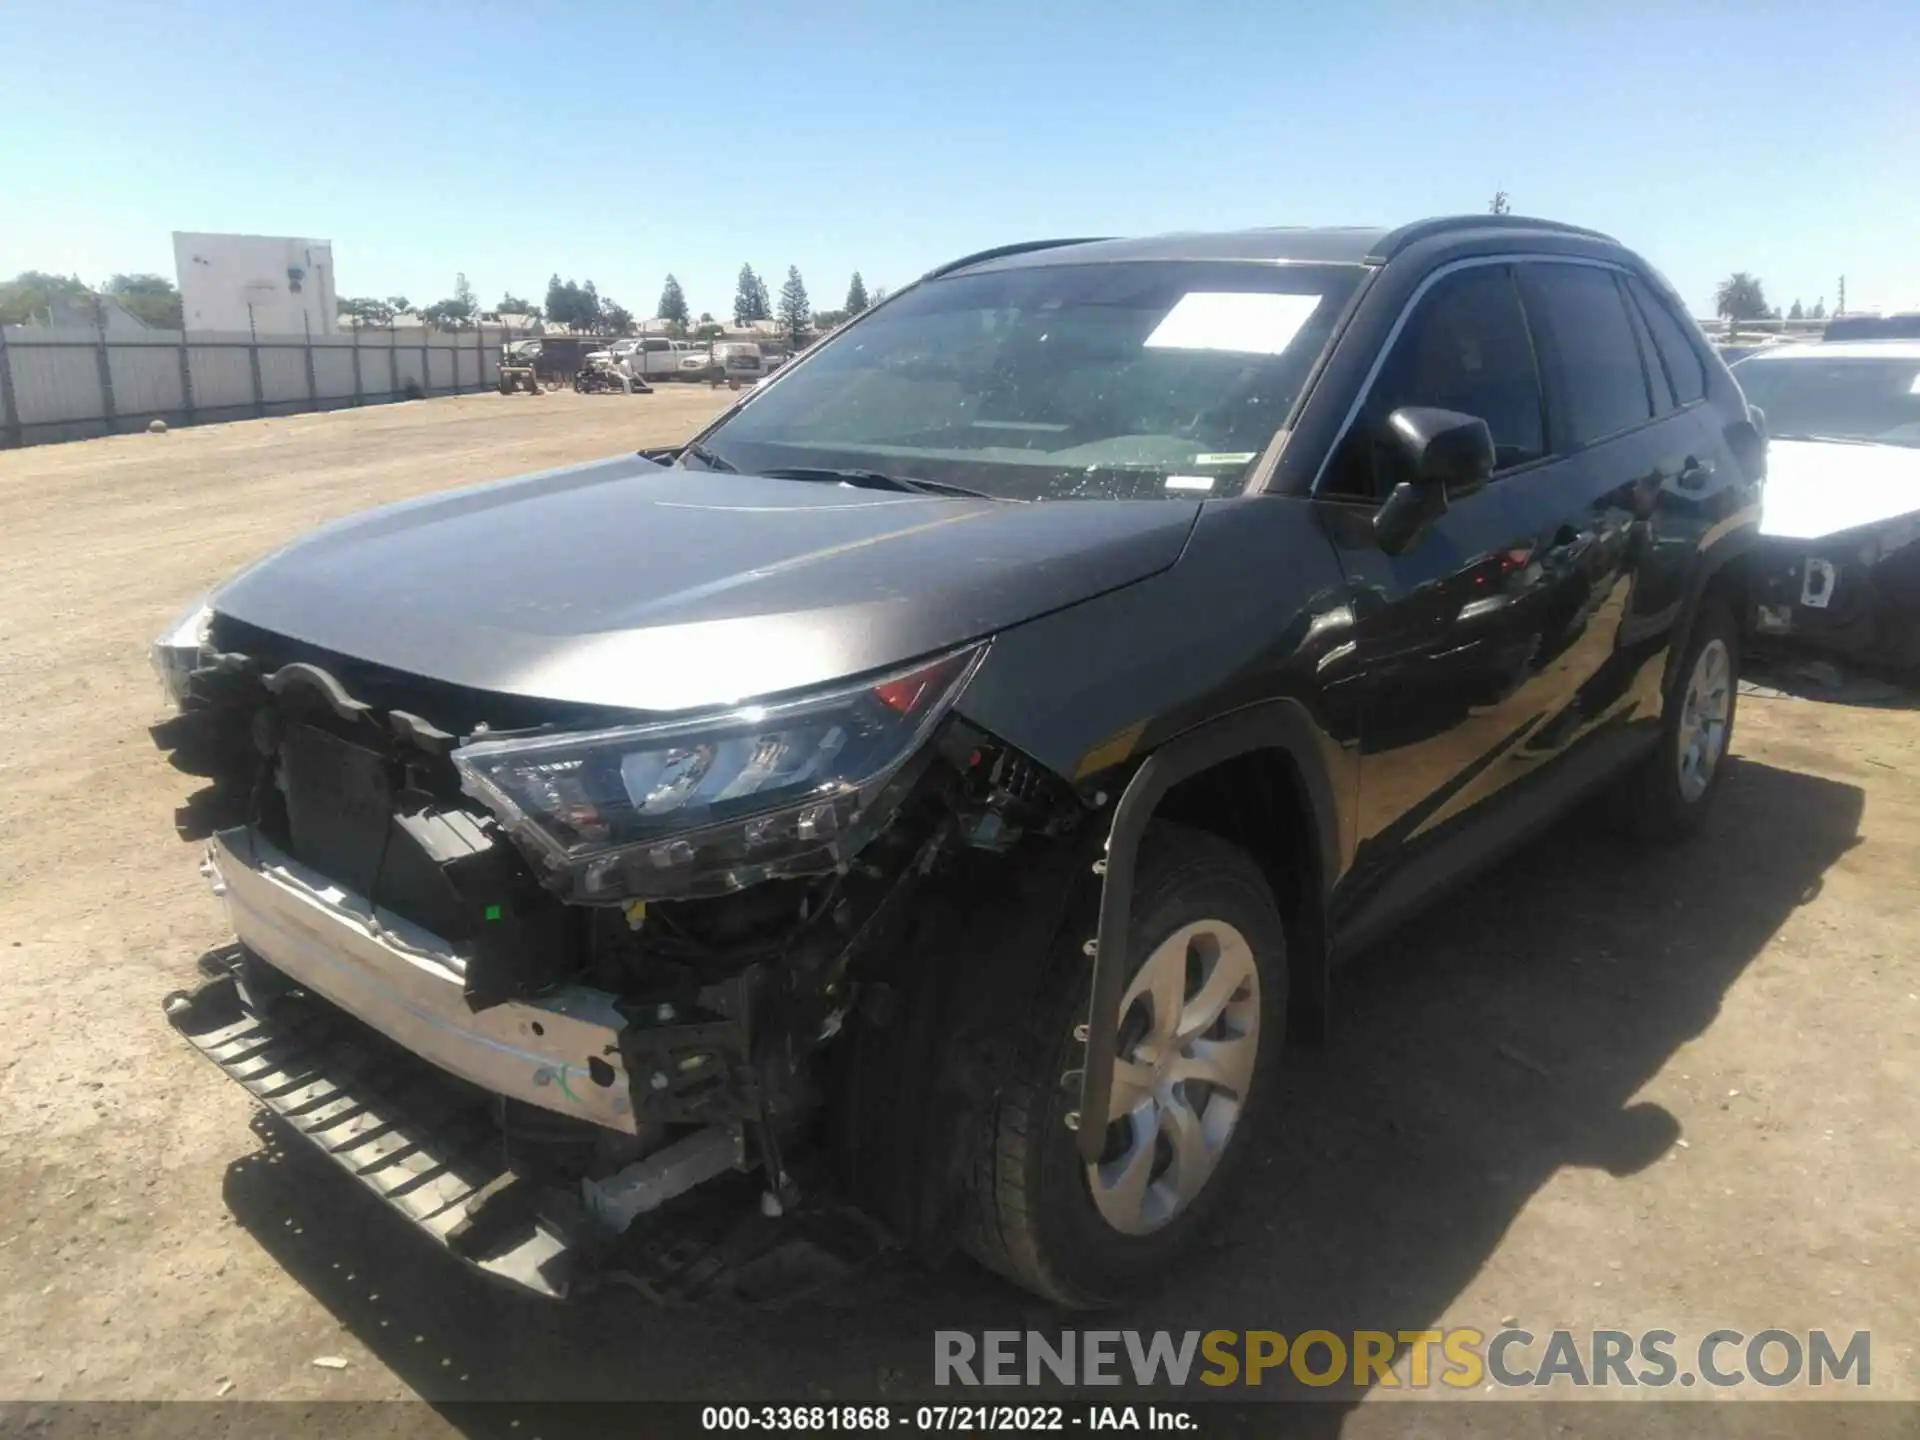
[1750,514,1920,671]
[1748,437,1920,672]
[154,613,1087,1299]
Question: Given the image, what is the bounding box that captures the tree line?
[336,265,884,343]
[5,248,1846,344]
[1714,273,1829,324]
[0,271,183,329]
[646,265,883,341]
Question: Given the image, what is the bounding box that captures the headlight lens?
[452,645,985,902]
[150,597,215,709]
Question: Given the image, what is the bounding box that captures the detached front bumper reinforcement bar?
[194,826,641,1134]
[168,827,894,1302]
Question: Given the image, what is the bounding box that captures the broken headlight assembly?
[150,596,215,709]
[452,644,986,903]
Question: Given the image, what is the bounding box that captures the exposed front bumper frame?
[203,826,639,1135]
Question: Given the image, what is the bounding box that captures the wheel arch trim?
[1076,699,1338,1162]
[1662,511,1760,701]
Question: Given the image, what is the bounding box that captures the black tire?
[1607,598,1740,841]
[960,823,1287,1308]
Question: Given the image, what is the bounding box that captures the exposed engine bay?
[155,612,1090,1300]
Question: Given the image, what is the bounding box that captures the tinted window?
[1324,264,1545,499]
[1621,278,1675,413]
[1628,276,1707,405]
[1522,264,1654,445]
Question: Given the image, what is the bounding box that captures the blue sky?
[5,0,1918,321]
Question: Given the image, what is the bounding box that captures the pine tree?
[658,275,690,326]
[733,264,768,326]
[779,267,810,345]
[846,271,870,315]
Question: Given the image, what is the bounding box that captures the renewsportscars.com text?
[934,1328,1871,1390]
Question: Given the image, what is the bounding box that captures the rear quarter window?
[1627,275,1708,406]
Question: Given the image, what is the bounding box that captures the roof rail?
[922,237,1112,282]
[1366,215,1617,264]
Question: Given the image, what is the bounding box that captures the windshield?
[694,260,1361,500]
[1733,354,1920,447]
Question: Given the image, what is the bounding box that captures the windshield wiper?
[679,441,737,472]
[757,466,993,499]
[1769,432,1879,446]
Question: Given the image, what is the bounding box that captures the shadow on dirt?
[218,757,1863,1434]
[1742,656,1920,710]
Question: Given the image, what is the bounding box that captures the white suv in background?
[607,337,694,383]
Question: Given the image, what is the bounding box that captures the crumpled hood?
[1762,438,1920,540]
[212,455,1200,712]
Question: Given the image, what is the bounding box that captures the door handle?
[1549,524,1594,554]
[1677,457,1715,490]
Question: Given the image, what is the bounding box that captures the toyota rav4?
[154,216,1764,1307]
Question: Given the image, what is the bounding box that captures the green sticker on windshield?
[1193,452,1256,465]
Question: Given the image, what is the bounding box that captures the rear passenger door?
[1513,261,1719,752]
[1618,273,1735,669]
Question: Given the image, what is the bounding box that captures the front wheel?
[961,823,1286,1307]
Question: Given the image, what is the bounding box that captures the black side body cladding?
[1076,700,1337,1163]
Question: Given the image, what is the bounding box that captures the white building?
[173,232,338,336]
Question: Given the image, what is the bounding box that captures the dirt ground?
[0,394,1916,1431]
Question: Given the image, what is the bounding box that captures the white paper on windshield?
[1144,292,1321,355]
[1164,475,1216,491]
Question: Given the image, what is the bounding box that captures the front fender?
[1075,699,1339,1163]
[1663,501,1762,699]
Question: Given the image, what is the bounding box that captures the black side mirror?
[1372,406,1496,555]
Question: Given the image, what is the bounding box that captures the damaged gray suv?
[155,216,1764,1307]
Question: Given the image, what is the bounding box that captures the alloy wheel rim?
[1086,919,1261,1236]
[1677,638,1732,803]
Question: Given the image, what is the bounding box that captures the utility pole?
[1838,276,1846,315]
